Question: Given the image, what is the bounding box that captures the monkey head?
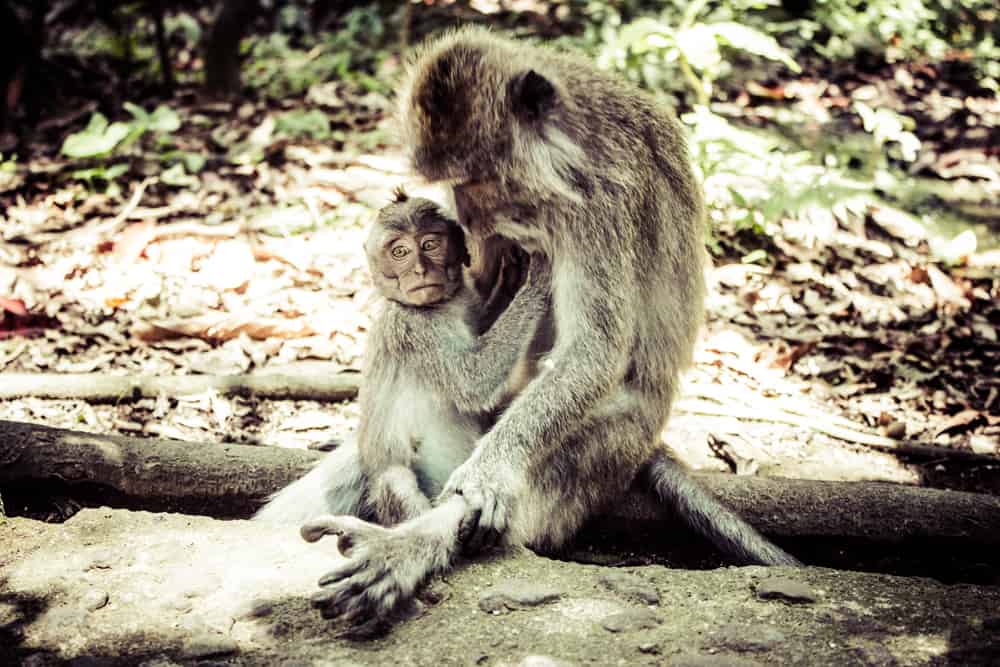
[398,27,568,189]
[366,189,469,307]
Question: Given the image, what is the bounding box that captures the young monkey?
[255,189,549,528]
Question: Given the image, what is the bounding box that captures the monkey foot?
[301,515,449,628]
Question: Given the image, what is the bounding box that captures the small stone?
[598,570,660,605]
[81,589,109,611]
[478,581,562,614]
[241,600,273,619]
[711,623,786,652]
[84,550,116,571]
[600,608,662,633]
[178,635,239,659]
[755,577,818,603]
[669,655,765,667]
[637,633,663,655]
[517,656,573,667]
[885,421,906,439]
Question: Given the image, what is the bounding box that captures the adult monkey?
[302,26,799,626]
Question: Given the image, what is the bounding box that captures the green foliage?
[275,110,332,140]
[853,102,921,165]
[61,114,133,159]
[244,4,390,99]
[683,107,874,248]
[70,163,129,195]
[787,0,999,88]
[588,0,800,103]
[61,103,191,192]
[62,104,181,160]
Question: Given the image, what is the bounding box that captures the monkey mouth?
[408,283,445,293]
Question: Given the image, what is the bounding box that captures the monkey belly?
[391,389,481,498]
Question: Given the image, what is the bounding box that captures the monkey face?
[367,193,468,307]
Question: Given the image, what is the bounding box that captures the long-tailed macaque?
[256,189,549,530]
[298,26,800,627]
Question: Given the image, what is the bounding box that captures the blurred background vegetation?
[1,1,998,485]
[1,0,997,257]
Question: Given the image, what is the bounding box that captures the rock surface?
[1,509,998,666]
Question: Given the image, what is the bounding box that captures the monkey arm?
[439,238,636,551]
[418,266,550,414]
[486,243,635,456]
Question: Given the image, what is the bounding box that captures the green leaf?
[618,18,673,55]
[275,109,331,140]
[71,162,128,185]
[61,114,133,158]
[123,101,149,124]
[160,163,198,187]
[708,22,801,72]
[149,105,181,133]
[676,25,723,72]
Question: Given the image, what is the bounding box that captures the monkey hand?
[441,450,518,554]
[300,515,436,632]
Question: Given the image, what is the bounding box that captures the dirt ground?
[2,508,999,666]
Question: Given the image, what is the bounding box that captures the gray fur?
[257,196,548,532]
[294,27,799,628]
[254,442,368,524]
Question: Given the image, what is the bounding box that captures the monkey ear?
[511,70,557,120]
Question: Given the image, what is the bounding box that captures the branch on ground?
[0,368,360,402]
[2,419,998,544]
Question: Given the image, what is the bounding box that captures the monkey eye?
[390,245,410,260]
[420,238,442,252]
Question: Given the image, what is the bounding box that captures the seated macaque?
[255,189,549,527]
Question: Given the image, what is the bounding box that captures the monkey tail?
[253,439,369,524]
[644,450,802,566]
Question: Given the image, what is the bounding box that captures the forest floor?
[0,4,998,665]
[1,7,997,497]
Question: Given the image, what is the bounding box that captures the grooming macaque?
[255,190,549,529]
[300,26,799,627]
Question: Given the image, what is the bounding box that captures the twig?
[676,398,999,463]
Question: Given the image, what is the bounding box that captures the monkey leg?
[466,396,801,567]
[254,440,368,524]
[370,465,433,526]
[503,400,659,554]
[302,494,466,626]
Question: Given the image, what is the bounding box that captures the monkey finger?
[301,516,348,543]
[464,492,497,554]
[457,496,483,546]
[317,559,366,587]
[481,497,509,551]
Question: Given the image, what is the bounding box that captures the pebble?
[669,655,765,667]
[755,577,818,603]
[178,636,240,659]
[600,608,662,633]
[711,623,786,652]
[517,656,573,667]
[82,589,109,611]
[478,581,563,614]
[598,571,660,605]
